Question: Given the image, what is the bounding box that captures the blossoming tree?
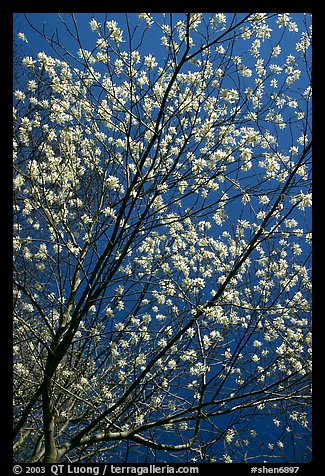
[13,13,312,464]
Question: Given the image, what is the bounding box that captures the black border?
[4,2,320,473]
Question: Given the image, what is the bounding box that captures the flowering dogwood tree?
[13,13,312,464]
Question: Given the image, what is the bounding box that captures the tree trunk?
[42,379,58,463]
